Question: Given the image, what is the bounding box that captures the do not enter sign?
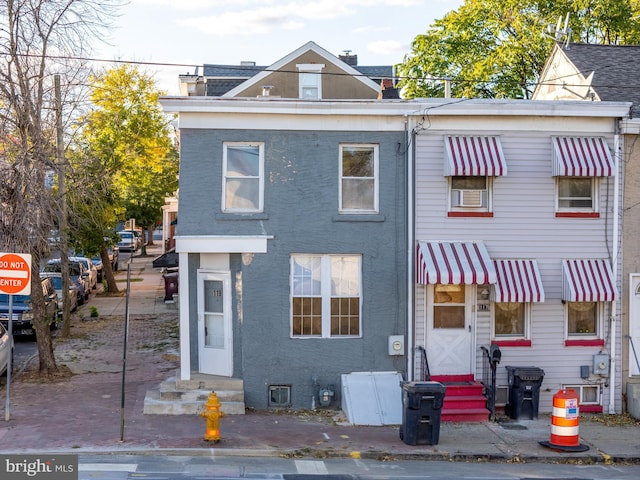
[0,253,32,296]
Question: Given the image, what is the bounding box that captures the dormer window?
[297,64,324,99]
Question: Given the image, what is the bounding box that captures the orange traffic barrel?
[539,388,589,452]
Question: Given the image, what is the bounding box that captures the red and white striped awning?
[444,136,507,176]
[552,137,614,177]
[562,259,617,302]
[416,241,496,285]
[493,260,545,303]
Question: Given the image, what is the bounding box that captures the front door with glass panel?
[425,284,474,375]
[197,272,232,376]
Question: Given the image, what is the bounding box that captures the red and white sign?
[0,253,32,296]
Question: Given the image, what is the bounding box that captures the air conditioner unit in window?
[458,189,484,207]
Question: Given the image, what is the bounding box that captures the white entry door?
[425,284,475,375]
[197,271,232,376]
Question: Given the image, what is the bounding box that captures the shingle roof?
[561,43,640,116]
[197,43,393,96]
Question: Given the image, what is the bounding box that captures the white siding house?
[408,100,631,414]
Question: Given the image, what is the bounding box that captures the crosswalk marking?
[294,459,328,474]
[79,463,138,472]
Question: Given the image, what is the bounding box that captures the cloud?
[367,40,407,56]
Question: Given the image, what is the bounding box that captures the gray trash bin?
[399,381,446,445]
[506,366,544,420]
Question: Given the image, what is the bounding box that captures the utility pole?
[55,75,71,336]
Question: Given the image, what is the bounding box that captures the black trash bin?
[506,366,544,420]
[162,271,179,302]
[399,381,446,445]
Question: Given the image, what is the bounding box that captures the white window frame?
[562,384,601,406]
[555,176,598,213]
[339,144,379,214]
[565,301,603,339]
[222,142,264,213]
[297,63,324,100]
[290,254,362,339]
[449,176,492,212]
[492,302,531,340]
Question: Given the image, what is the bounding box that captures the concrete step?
[175,373,243,391]
[143,389,245,415]
[143,372,245,415]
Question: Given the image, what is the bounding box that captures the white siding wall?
[413,117,621,413]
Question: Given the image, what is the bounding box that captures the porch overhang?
[175,235,272,254]
[416,241,496,285]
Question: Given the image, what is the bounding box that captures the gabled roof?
[222,41,384,97]
[537,42,640,116]
[179,41,393,98]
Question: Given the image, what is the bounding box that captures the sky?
[94,0,465,95]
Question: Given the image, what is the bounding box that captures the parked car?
[0,323,13,377]
[117,231,137,252]
[70,256,98,291]
[42,259,88,304]
[91,244,120,282]
[40,272,79,313]
[90,254,104,283]
[0,277,59,337]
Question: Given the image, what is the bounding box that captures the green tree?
[77,64,177,261]
[397,0,640,100]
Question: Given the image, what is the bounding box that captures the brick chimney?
[339,50,358,66]
[378,78,399,99]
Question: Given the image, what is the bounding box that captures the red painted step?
[430,376,490,423]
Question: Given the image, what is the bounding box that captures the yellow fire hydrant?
[200,391,224,442]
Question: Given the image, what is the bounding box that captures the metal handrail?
[417,345,431,381]
[481,344,501,421]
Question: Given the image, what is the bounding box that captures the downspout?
[406,113,416,381]
[609,123,621,414]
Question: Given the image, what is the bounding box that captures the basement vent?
[268,385,291,407]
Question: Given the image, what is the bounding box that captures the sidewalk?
[0,244,638,463]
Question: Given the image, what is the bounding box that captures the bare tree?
[0,0,122,374]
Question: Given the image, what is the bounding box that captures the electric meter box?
[388,335,405,356]
[593,354,609,376]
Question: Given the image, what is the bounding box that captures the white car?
[117,231,137,252]
[0,322,13,377]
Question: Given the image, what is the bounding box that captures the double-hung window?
[291,254,362,338]
[444,136,506,216]
[222,142,264,212]
[339,144,378,213]
[552,137,614,218]
[297,63,324,99]
[567,302,600,337]
[556,177,596,213]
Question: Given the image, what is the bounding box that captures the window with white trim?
[339,144,378,213]
[291,254,362,338]
[297,63,324,99]
[556,177,597,213]
[449,176,491,212]
[566,302,602,337]
[563,384,601,406]
[222,142,264,212]
[493,302,530,339]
